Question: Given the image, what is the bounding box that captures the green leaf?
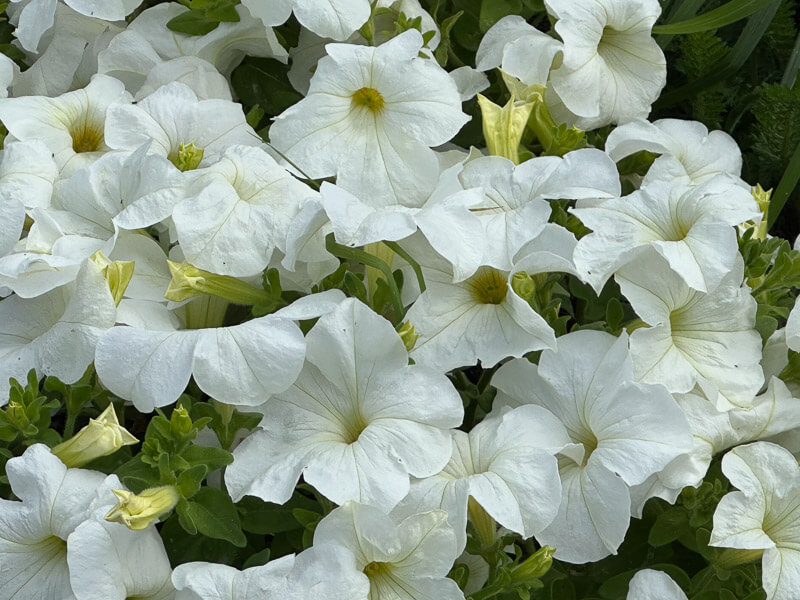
[167,10,220,35]
[479,0,522,33]
[176,464,207,498]
[177,487,247,547]
[653,0,778,34]
[238,497,303,535]
[231,58,304,118]
[648,506,690,546]
[656,1,783,107]
[181,444,234,471]
[242,547,272,569]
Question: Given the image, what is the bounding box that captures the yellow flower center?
[352,87,385,113]
[363,561,392,577]
[467,267,508,305]
[70,119,104,153]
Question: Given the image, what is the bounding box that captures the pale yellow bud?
[477,93,533,164]
[105,486,180,530]
[90,251,135,306]
[165,260,271,306]
[396,321,420,352]
[52,404,138,468]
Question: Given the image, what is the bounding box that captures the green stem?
[325,233,405,321]
[384,241,426,293]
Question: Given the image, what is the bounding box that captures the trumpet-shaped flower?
[172,545,368,600]
[0,444,120,599]
[545,0,666,129]
[242,0,370,41]
[94,290,344,412]
[0,73,131,174]
[616,251,764,410]
[493,330,692,563]
[630,377,800,516]
[168,145,317,277]
[573,176,759,293]
[0,259,116,406]
[126,3,287,75]
[225,298,463,511]
[313,502,464,600]
[457,149,619,274]
[605,118,745,186]
[104,82,259,172]
[392,405,572,554]
[404,225,575,372]
[270,29,468,207]
[711,442,800,600]
[476,15,562,86]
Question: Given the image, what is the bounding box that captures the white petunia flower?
[573,175,759,293]
[0,259,116,406]
[392,404,572,554]
[630,377,800,516]
[94,291,344,412]
[627,570,687,600]
[0,444,120,599]
[0,73,131,174]
[173,545,368,600]
[458,148,619,274]
[605,118,745,186]
[169,145,317,277]
[104,82,259,172]
[225,298,463,511]
[616,251,764,410]
[711,442,800,600]
[242,0,370,41]
[493,330,693,563]
[126,3,287,76]
[404,226,575,372]
[475,15,562,86]
[270,29,468,207]
[545,0,666,129]
[313,502,465,600]
[68,516,175,600]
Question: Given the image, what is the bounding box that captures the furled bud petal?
[105,485,180,530]
[90,250,135,306]
[477,93,533,164]
[396,321,421,352]
[51,404,138,468]
[165,260,271,305]
[510,545,555,584]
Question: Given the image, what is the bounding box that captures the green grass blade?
[653,0,776,34]
[655,1,782,108]
[767,138,800,229]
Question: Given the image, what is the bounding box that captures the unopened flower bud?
[90,251,134,306]
[52,404,138,468]
[396,321,421,352]
[511,271,536,302]
[165,261,272,306]
[510,545,555,584]
[105,485,180,530]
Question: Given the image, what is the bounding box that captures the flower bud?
[104,485,180,530]
[477,93,533,165]
[510,546,555,584]
[51,404,138,468]
[396,321,421,352]
[164,260,272,306]
[90,250,134,306]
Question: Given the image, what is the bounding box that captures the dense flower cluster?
[1,0,800,599]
